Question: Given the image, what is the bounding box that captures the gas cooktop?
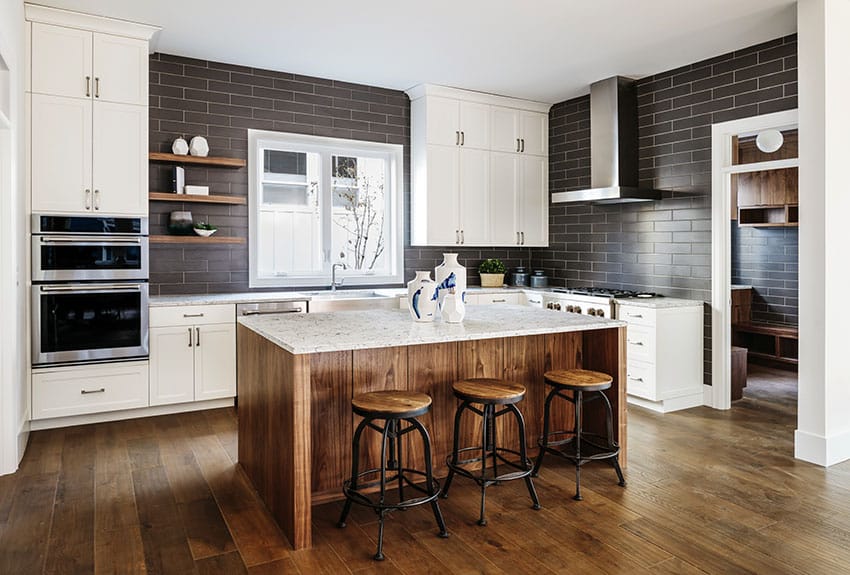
[552,287,657,299]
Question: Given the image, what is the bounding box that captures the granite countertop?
[148,286,535,307]
[238,305,626,355]
[614,297,704,309]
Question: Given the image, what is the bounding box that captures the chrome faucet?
[331,262,347,291]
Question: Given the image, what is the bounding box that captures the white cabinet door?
[31,23,92,100]
[149,326,195,406]
[194,323,237,401]
[520,111,548,156]
[93,33,149,105]
[425,96,459,146]
[490,106,519,153]
[458,101,490,150]
[93,102,147,215]
[31,94,93,214]
[518,155,548,246]
[424,144,460,245]
[490,152,519,245]
[458,148,490,245]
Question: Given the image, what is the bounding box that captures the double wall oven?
[31,215,150,366]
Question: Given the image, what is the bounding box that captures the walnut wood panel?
[149,152,247,168]
[237,325,312,549]
[580,327,628,467]
[542,332,584,444]
[735,168,798,207]
[150,235,246,245]
[407,342,459,475]
[504,335,546,452]
[310,351,353,498]
[351,347,408,475]
[456,339,504,460]
[731,288,753,324]
[149,192,247,205]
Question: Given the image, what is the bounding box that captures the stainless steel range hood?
[551,76,661,204]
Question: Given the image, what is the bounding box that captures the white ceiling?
[38,0,797,103]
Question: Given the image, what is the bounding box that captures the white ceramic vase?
[189,136,210,157]
[435,253,467,307]
[171,137,189,155]
[441,293,466,323]
[407,271,438,322]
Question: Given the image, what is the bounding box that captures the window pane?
[263,183,313,206]
[265,149,307,176]
[331,156,389,273]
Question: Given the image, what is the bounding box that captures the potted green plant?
[478,258,507,287]
[193,221,218,237]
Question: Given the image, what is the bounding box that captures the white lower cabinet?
[32,360,149,420]
[618,302,703,413]
[149,304,236,406]
[467,293,521,306]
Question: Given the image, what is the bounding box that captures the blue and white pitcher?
[407,271,438,322]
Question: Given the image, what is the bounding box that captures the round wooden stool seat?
[543,369,613,392]
[351,390,432,419]
[452,378,526,405]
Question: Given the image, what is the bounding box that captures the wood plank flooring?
[2,365,850,574]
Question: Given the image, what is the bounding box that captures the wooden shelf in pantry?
[148,152,247,168]
[150,235,246,245]
[149,192,246,205]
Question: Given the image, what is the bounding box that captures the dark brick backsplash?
[732,224,798,326]
[148,53,515,295]
[533,34,798,384]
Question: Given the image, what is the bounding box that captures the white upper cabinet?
[31,23,93,100]
[27,5,159,216]
[424,96,490,149]
[93,33,149,106]
[408,84,550,247]
[31,23,149,106]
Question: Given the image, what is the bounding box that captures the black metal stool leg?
[442,400,468,499]
[408,417,449,538]
[393,419,406,503]
[573,390,583,501]
[478,404,490,526]
[372,417,393,560]
[508,403,540,510]
[599,390,626,487]
[339,416,370,528]
[532,387,557,477]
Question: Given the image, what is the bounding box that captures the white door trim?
[709,109,798,410]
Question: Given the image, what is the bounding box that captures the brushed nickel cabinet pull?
[455,230,460,244]
[188,327,193,347]
[94,77,100,98]
[183,313,205,318]
[628,340,644,346]
[516,138,520,152]
[455,131,459,146]
[93,189,100,211]
[521,231,525,245]
[460,230,464,244]
[628,376,644,383]
[628,313,643,318]
[492,299,506,303]
[460,131,465,146]
[81,388,105,395]
[85,76,91,97]
[84,189,91,210]
[195,327,200,347]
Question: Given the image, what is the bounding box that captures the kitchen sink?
[305,289,401,312]
[306,290,388,300]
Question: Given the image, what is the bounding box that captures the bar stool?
[442,378,540,526]
[338,390,448,561]
[532,369,625,501]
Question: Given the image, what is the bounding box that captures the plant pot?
[479,273,505,288]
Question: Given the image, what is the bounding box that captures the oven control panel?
[542,294,612,318]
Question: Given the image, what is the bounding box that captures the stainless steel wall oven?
[31,215,150,366]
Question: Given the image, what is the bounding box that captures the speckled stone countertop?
[238,305,626,355]
[614,297,704,309]
[148,286,534,307]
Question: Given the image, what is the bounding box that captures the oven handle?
[39,236,143,245]
[39,284,144,293]
[240,308,304,316]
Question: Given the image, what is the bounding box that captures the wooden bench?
[731,346,748,401]
[732,322,798,369]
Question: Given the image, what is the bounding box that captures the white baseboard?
[703,384,714,407]
[30,398,234,431]
[794,428,850,467]
[627,392,705,414]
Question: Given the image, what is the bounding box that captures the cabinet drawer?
[476,293,520,305]
[618,305,656,326]
[626,360,656,400]
[32,361,149,420]
[150,304,235,327]
[626,324,656,363]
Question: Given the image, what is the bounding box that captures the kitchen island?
[237,305,627,549]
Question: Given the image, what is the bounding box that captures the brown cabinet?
[733,130,798,227]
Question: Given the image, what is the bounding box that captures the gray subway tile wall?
[534,34,797,384]
[148,54,515,294]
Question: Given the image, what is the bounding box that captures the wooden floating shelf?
[149,152,247,168]
[149,192,247,205]
[150,235,246,245]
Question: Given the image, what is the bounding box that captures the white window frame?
[248,129,404,288]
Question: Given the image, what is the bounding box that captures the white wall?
[0,0,28,475]
[796,0,850,466]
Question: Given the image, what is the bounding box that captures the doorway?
[710,109,798,409]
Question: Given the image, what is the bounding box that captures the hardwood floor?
[2,367,849,574]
